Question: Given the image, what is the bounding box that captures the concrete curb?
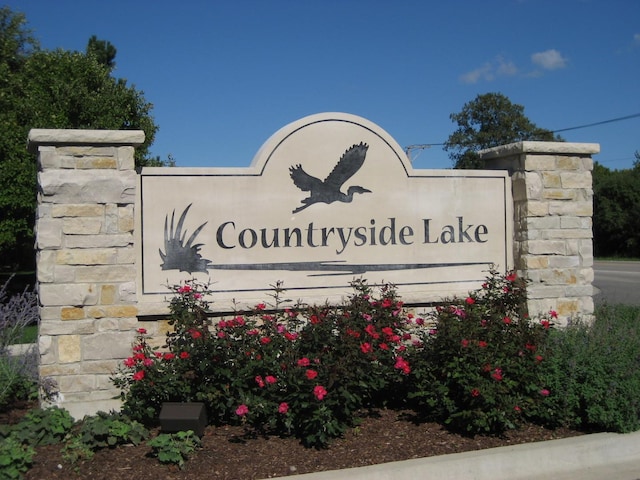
[284,430,640,480]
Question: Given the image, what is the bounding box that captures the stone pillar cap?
[28,129,145,153]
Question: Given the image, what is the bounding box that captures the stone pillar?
[480,141,599,326]
[29,129,144,419]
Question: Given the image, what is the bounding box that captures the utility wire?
[551,113,640,133]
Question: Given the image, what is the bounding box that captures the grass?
[11,325,37,345]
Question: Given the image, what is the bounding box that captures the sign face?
[137,113,512,313]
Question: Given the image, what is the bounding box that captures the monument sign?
[137,113,512,312]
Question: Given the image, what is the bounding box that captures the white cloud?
[459,56,518,84]
[531,49,567,70]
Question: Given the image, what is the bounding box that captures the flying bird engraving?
[289,142,371,214]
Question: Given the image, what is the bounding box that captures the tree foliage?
[592,155,640,258]
[0,6,161,270]
[444,93,561,169]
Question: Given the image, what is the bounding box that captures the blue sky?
[6,0,639,169]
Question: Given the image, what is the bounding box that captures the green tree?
[444,93,561,169]
[0,6,162,270]
[592,157,640,258]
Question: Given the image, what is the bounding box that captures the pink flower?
[137,328,147,334]
[394,356,411,374]
[132,370,145,381]
[193,293,202,300]
[255,303,266,311]
[235,404,249,416]
[514,405,522,412]
[305,369,318,380]
[313,385,327,401]
[539,388,550,397]
[217,331,226,338]
[278,402,289,414]
[297,357,310,367]
[491,368,503,381]
[535,355,544,363]
[265,375,277,384]
[143,358,154,367]
[465,297,475,305]
[255,375,265,388]
[178,285,192,294]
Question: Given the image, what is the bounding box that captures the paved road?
[593,260,640,306]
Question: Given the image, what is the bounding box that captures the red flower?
[535,355,544,363]
[465,297,475,305]
[180,351,190,359]
[178,285,192,294]
[461,339,470,348]
[260,336,271,345]
[163,353,175,360]
[503,316,512,325]
[539,388,550,397]
[382,327,394,337]
[132,370,145,381]
[549,310,558,319]
[541,320,550,329]
[284,331,298,341]
[514,405,522,412]
[381,298,393,308]
[471,388,480,397]
[360,342,373,354]
[297,357,310,367]
[491,368,503,381]
[190,329,202,339]
[506,272,517,282]
[305,369,318,380]
[313,385,327,401]
[124,357,135,367]
[255,375,265,388]
[364,324,380,339]
[278,402,289,414]
[478,340,488,348]
[137,328,147,334]
[143,358,153,367]
[265,375,277,384]
[255,303,266,311]
[310,314,321,324]
[379,342,389,351]
[235,404,249,416]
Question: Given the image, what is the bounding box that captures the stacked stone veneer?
[480,141,599,325]
[29,131,599,418]
[30,129,147,419]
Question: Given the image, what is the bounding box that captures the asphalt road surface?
[593,260,640,306]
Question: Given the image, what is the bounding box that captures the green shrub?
[4,407,74,447]
[0,436,34,480]
[407,269,555,435]
[63,411,148,463]
[537,304,640,432]
[147,430,201,469]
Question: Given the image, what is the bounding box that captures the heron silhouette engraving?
[289,142,371,214]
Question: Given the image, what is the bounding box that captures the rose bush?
[113,270,562,444]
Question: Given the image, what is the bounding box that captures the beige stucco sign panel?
[137,113,512,313]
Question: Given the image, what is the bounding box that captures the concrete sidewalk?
[284,430,640,480]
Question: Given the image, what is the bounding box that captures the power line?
[551,113,640,133]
